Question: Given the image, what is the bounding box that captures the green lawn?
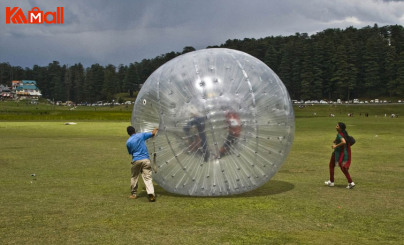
[0,101,132,121]
[0,103,403,244]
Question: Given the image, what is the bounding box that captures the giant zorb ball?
[132,48,294,196]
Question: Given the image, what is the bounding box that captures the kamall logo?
[6,7,64,24]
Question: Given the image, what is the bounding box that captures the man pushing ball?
[126,126,158,202]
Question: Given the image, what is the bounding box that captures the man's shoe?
[129,195,138,199]
[346,182,356,189]
[148,194,156,202]
[324,180,334,187]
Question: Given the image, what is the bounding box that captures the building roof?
[17,84,38,90]
[0,84,11,92]
[22,80,37,85]
[11,80,42,97]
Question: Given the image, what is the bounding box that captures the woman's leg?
[329,162,336,182]
[339,162,353,183]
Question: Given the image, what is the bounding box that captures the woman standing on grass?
[325,122,355,189]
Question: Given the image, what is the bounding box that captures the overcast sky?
[1,0,404,68]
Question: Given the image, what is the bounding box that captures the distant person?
[218,111,242,157]
[324,122,355,189]
[183,113,210,162]
[126,126,158,202]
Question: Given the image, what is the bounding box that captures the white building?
[12,80,42,99]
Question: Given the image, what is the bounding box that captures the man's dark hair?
[127,126,136,135]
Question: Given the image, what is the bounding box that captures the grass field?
[0,101,132,121]
[0,102,403,244]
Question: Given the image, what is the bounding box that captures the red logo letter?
[28,7,43,24]
[6,7,27,24]
[44,7,64,24]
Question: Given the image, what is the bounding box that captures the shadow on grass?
[153,180,295,198]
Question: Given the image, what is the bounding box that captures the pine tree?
[300,38,314,100]
[395,51,404,97]
[124,63,140,97]
[385,46,398,96]
[84,64,104,103]
[102,64,117,101]
[71,63,85,103]
[64,66,72,101]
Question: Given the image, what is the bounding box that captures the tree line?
[1,24,403,103]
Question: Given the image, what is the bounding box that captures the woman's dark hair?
[338,122,350,144]
[127,126,136,135]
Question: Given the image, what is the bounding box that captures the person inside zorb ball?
[131,48,295,196]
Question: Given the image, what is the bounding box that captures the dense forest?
[1,24,403,103]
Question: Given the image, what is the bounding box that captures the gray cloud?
[1,0,404,68]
